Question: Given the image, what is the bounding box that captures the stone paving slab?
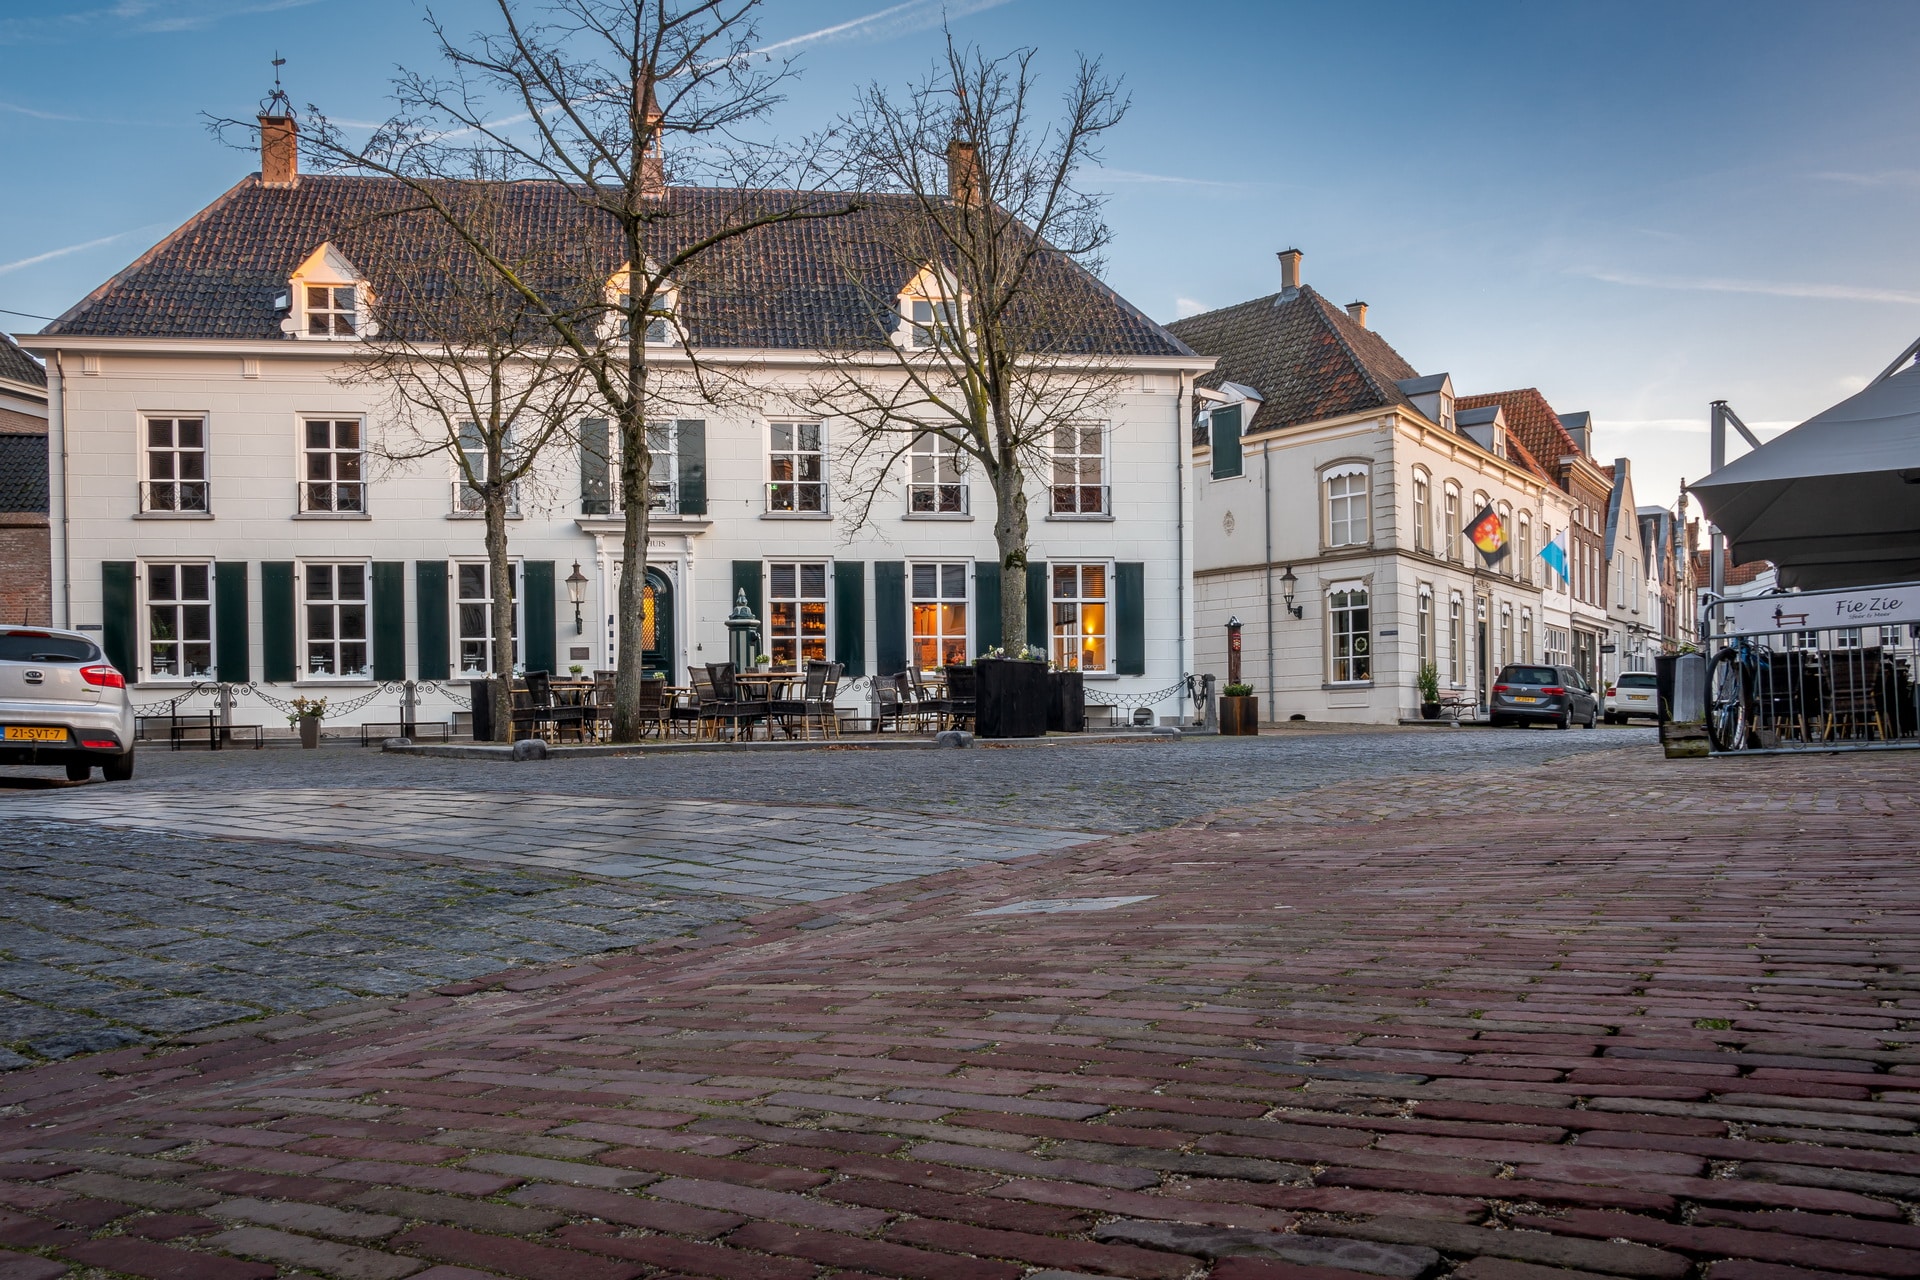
[0,744,1915,1278]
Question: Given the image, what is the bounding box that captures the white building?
[25,125,1211,733]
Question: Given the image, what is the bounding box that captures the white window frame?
[141,559,216,683]
[1518,513,1533,585]
[909,560,972,673]
[896,266,964,351]
[1050,423,1110,517]
[1417,585,1434,667]
[299,417,366,514]
[1521,609,1535,664]
[908,431,969,516]
[767,421,828,514]
[1497,502,1514,577]
[1411,469,1431,553]
[1049,561,1112,674]
[453,559,522,677]
[1448,592,1464,687]
[298,560,373,681]
[1327,581,1372,684]
[765,560,832,671]
[141,414,210,514]
[1324,464,1370,549]
[301,282,362,338]
[1499,602,1513,669]
[605,264,679,346]
[1442,483,1461,562]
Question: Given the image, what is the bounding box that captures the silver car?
[0,625,136,781]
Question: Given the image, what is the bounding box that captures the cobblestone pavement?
[1,744,1914,1279]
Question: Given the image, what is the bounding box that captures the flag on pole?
[1539,529,1570,582]
[1465,504,1509,563]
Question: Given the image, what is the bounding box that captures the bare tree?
[805,40,1130,655]
[277,0,857,740]
[345,199,592,741]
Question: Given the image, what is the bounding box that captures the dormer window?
[307,285,358,337]
[897,265,962,351]
[607,264,677,345]
[283,243,374,341]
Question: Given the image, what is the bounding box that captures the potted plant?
[1219,682,1259,735]
[568,663,585,677]
[289,695,327,749]
[1417,661,1442,720]
[975,644,1048,739]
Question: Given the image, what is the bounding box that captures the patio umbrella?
[1690,353,1920,591]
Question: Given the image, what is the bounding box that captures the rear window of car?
[0,633,99,663]
[1500,666,1559,685]
[1617,673,1657,688]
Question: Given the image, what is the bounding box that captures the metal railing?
[908,483,969,515]
[451,481,520,515]
[1050,483,1110,517]
[301,481,365,513]
[140,480,208,513]
[1703,625,1920,751]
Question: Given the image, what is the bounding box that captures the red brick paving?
[3,745,1918,1280]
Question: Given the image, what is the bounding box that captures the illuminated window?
[1050,563,1109,673]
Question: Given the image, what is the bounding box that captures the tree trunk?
[485,487,515,743]
[991,461,1031,653]
[610,398,652,742]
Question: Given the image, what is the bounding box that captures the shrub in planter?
[1417,661,1442,720]
[976,649,1048,739]
[1220,681,1259,736]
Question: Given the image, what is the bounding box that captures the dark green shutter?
[215,562,249,683]
[372,562,405,680]
[833,560,865,676]
[677,420,707,515]
[1026,562,1048,652]
[101,561,135,679]
[523,561,556,674]
[974,562,1000,654]
[1210,405,1243,480]
[874,561,906,676]
[580,418,610,515]
[731,559,762,622]
[1115,561,1146,675]
[261,561,296,682]
[415,561,448,680]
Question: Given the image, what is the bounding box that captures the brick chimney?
[1346,300,1368,328]
[638,76,666,200]
[259,113,298,189]
[1278,248,1303,291]
[947,139,980,207]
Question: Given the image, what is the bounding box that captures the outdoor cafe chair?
[703,662,770,741]
[769,661,835,739]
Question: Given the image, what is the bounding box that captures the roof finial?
[261,52,293,118]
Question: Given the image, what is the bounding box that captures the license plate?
[4,726,67,742]
[1514,696,1538,703]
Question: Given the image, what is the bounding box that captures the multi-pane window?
[1050,563,1108,673]
[910,562,970,671]
[1448,594,1464,686]
[767,562,829,670]
[908,297,956,348]
[303,419,364,512]
[146,563,213,679]
[143,417,208,512]
[1412,471,1430,552]
[1050,425,1108,516]
[1418,589,1433,666]
[1326,468,1368,546]
[1329,587,1371,683]
[304,563,370,678]
[1499,604,1513,669]
[1518,515,1533,584]
[768,422,826,512]
[909,433,967,514]
[457,421,488,512]
[1442,485,1460,561]
[306,285,358,337]
[456,561,518,676]
[1522,610,1535,663]
[1497,504,1514,576]
[647,422,678,510]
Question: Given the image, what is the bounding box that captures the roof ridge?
[1299,285,1409,409]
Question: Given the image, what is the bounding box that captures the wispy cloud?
[1812,169,1920,189]
[753,0,1014,57]
[0,98,182,126]
[1174,297,1208,318]
[1102,169,1247,190]
[1578,268,1920,307]
[1,0,321,43]
[1603,417,1797,436]
[0,228,155,277]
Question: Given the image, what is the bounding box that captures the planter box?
[976,658,1049,739]
[1047,670,1086,733]
[298,716,321,749]
[1219,695,1259,736]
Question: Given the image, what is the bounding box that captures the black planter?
[1420,701,1441,720]
[1047,670,1086,733]
[469,678,496,741]
[976,658,1049,739]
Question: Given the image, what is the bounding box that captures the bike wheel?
[1706,648,1749,752]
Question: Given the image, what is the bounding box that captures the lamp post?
[725,588,761,672]
[565,562,589,635]
[1279,566,1303,619]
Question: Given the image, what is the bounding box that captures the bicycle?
[1706,634,1772,752]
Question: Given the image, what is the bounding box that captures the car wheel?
[102,750,135,782]
[1586,708,1598,729]
[65,762,92,783]
[1558,708,1572,730]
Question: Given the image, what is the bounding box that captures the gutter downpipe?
[51,351,70,629]
[1175,371,1186,699]
[1263,433,1275,710]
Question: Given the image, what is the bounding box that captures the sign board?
[1721,582,1920,637]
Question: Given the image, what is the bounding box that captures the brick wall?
[0,515,51,625]
[0,405,44,433]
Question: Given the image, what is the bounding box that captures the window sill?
[447,512,524,521]
[134,679,215,689]
[293,512,372,521]
[761,511,832,520]
[1322,681,1375,690]
[902,512,974,521]
[1045,513,1115,522]
[133,511,214,521]
[294,678,376,688]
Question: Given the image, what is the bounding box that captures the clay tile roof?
[42,174,1189,357]
[0,332,45,389]
[1455,388,1585,473]
[1690,547,1771,587]
[1164,285,1419,433]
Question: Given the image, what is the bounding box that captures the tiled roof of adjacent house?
[1164,285,1420,433]
[1690,547,1772,587]
[0,332,45,389]
[1455,388,1587,477]
[42,174,1190,358]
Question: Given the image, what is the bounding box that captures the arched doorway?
[640,568,674,680]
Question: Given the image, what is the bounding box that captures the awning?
[1689,356,1920,591]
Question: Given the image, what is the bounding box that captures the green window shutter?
[677,420,707,515]
[372,562,406,681]
[215,561,250,683]
[873,561,906,676]
[415,561,449,680]
[974,561,1000,654]
[101,562,135,679]
[261,561,296,683]
[523,560,556,674]
[1115,562,1146,675]
[1026,562,1048,652]
[731,559,762,622]
[580,418,610,515]
[1210,405,1243,480]
[833,560,865,676]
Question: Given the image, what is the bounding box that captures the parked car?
[0,625,136,781]
[1489,663,1599,730]
[1605,670,1660,723]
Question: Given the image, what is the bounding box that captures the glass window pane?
[178,420,202,448]
[148,419,172,447]
[308,565,333,599]
[181,565,209,599]
[338,564,365,598]
[771,423,793,452]
[800,564,826,597]
[335,421,359,448]
[459,564,486,598]
[306,420,329,449]
[333,287,356,310]
[942,564,966,599]
[1053,564,1076,598]
[340,606,367,640]
[308,604,335,639]
[770,563,795,599]
[307,286,329,308]
[799,423,821,451]
[912,564,936,598]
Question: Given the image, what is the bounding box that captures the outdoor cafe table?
[733,671,803,698]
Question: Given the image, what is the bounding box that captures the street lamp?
[1280,566,1303,620]
[566,561,589,634]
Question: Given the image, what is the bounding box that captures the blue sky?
[4,0,1918,513]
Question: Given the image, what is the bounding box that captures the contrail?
[0,230,142,277]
